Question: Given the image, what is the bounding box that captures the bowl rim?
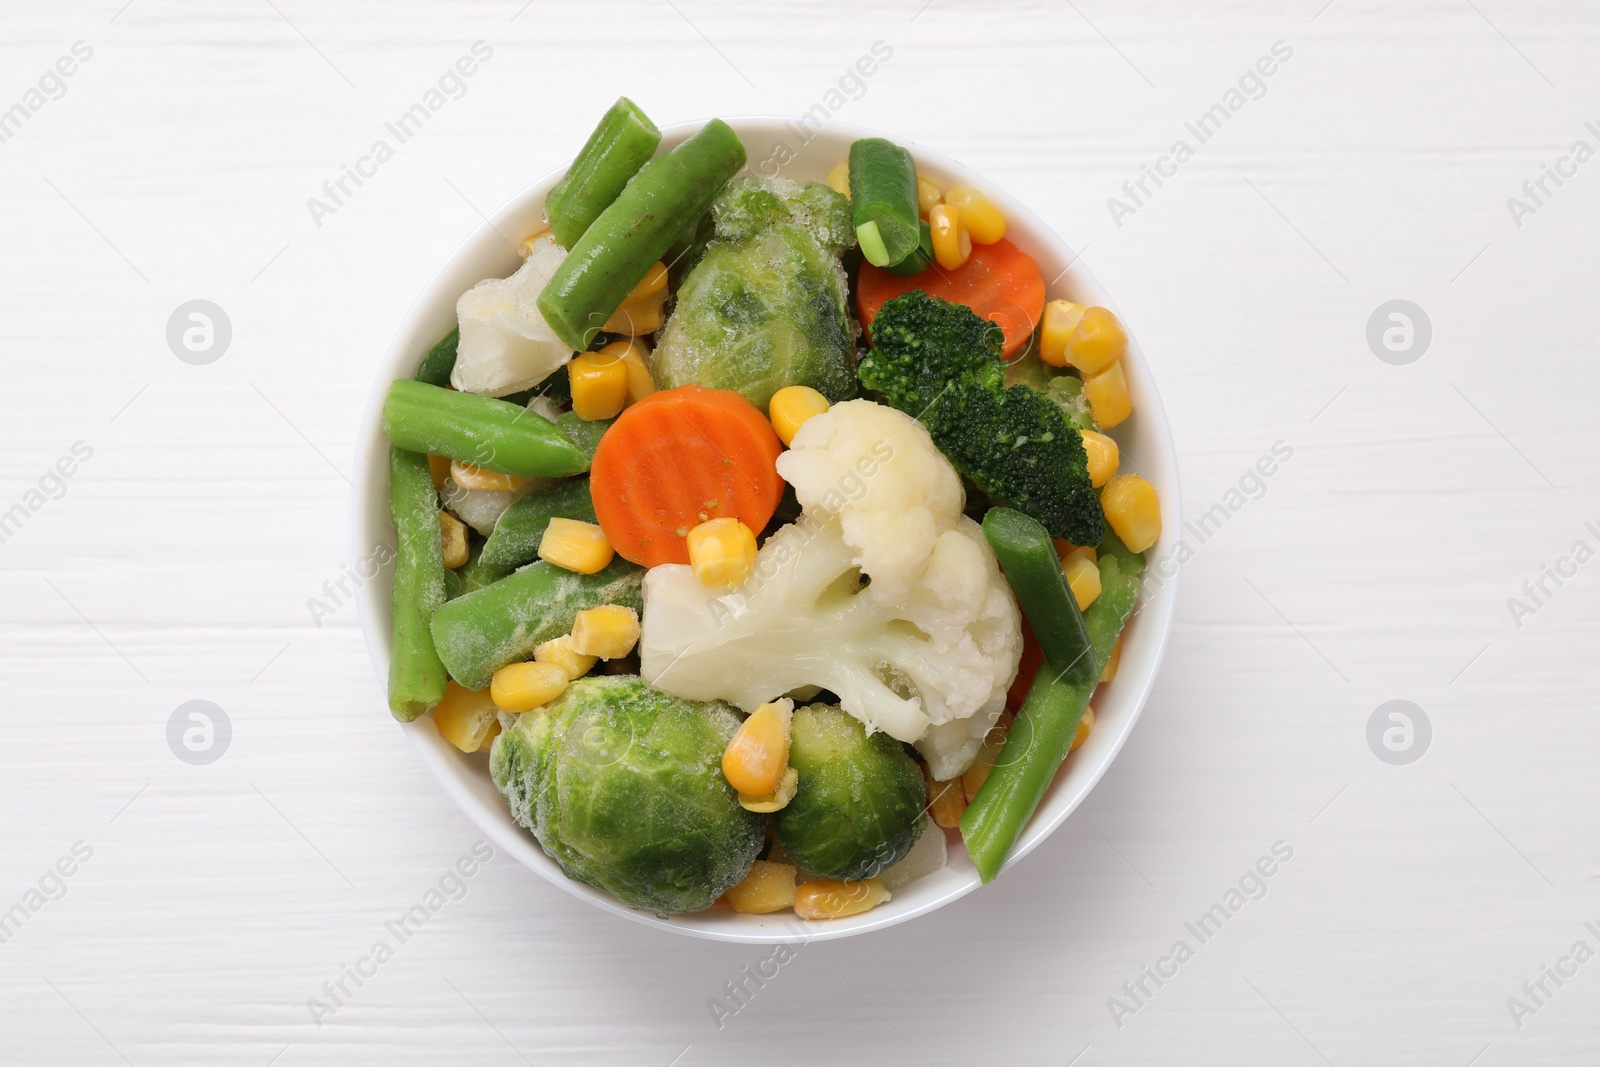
[351,116,1181,944]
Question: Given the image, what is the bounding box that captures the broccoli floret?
[860,290,1106,545]
[859,289,1003,412]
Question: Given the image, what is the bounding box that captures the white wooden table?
[2,1,1596,1063]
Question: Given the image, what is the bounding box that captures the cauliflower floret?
[775,399,964,605]
[642,400,1022,779]
[438,400,559,534]
[452,235,575,397]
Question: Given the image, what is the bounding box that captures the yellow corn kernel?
[793,878,890,920]
[1062,544,1096,566]
[768,385,830,447]
[960,710,1013,802]
[1071,705,1095,752]
[1080,430,1119,488]
[925,764,968,829]
[688,517,757,588]
[598,339,655,405]
[725,859,798,914]
[427,454,451,490]
[1038,300,1089,367]
[570,604,640,659]
[478,719,501,752]
[826,159,851,198]
[450,460,525,493]
[1063,306,1127,378]
[534,634,598,680]
[723,699,793,796]
[568,350,629,421]
[490,660,569,712]
[739,766,800,813]
[431,681,500,752]
[1083,362,1133,428]
[601,286,668,336]
[1100,634,1123,684]
[928,203,971,270]
[517,228,552,257]
[943,186,1006,244]
[1062,549,1102,611]
[1100,473,1161,552]
[961,751,993,804]
[538,517,615,574]
[916,175,942,217]
[439,510,469,569]
[630,260,669,301]
[599,261,668,334]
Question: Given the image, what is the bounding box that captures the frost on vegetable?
[490,675,762,914]
[640,400,1022,781]
[453,236,577,397]
[772,703,926,881]
[648,176,857,410]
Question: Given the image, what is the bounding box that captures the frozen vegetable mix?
[379,107,1161,921]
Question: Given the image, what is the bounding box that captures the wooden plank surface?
[1,0,1597,1063]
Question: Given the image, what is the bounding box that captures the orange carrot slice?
[857,237,1046,358]
[589,385,784,567]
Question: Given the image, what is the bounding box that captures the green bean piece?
[545,97,662,249]
[382,379,589,478]
[429,557,644,690]
[1096,528,1148,576]
[554,410,613,463]
[881,219,934,277]
[388,447,450,722]
[442,565,465,601]
[479,479,597,569]
[982,507,1094,684]
[848,138,921,268]
[457,541,513,596]
[538,119,747,352]
[959,553,1141,883]
[414,327,459,387]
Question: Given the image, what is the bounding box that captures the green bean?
[848,138,921,268]
[959,553,1141,883]
[383,379,589,477]
[388,447,450,721]
[538,119,746,351]
[881,219,934,277]
[442,565,465,601]
[982,507,1094,684]
[430,556,644,690]
[554,410,613,463]
[457,541,513,596]
[544,97,662,249]
[479,478,596,569]
[1097,528,1148,576]
[414,327,459,387]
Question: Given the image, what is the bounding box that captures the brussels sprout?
[649,176,858,410]
[490,675,763,914]
[773,703,927,881]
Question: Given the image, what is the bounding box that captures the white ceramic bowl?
[353,118,1180,943]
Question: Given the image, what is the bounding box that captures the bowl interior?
[351,118,1181,943]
